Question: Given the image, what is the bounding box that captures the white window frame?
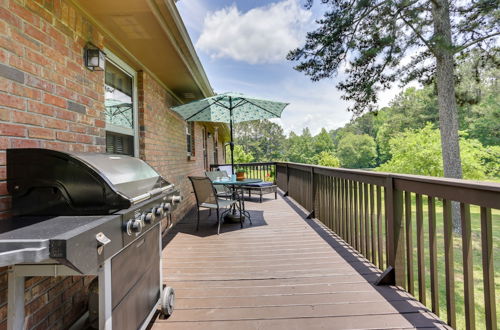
[186,124,193,156]
[104,49,139,157]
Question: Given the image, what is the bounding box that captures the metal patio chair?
[189,176,237,235]
[205,170,233,199]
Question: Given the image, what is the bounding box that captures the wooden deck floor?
[152,193,449,330]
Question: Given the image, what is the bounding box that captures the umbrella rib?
[212,100,232,110]
[244,99,283,118]
[184,95,228,121]
[184,101,216,121]
[231,99,248,109]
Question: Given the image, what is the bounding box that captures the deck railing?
[210,162,276,182]
[211,161,499,330]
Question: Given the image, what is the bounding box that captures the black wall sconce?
[84,44,106,71]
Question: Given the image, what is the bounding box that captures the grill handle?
[130,184,175,205]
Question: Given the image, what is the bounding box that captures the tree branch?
[398,14,435,54]
[455,31,500,53]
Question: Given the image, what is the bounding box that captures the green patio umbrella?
[171,92,289,171]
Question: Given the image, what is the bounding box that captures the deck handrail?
[210,161,498,330]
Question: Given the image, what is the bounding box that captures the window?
[104,55,137,156]
[186,122,195,156]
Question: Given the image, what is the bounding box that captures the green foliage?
[483,145,500,179]
[285,128,316,164]
[337,133,377,169]
[315,151,340,167]
[313,128,335,154]
[234,120,287,161]
[231,145,254,163]
[228,58,498,178]
[377,124,493,180]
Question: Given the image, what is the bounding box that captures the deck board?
[152,193,448,329]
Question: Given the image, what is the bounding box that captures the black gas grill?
[0,148,181,330]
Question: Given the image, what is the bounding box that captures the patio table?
[212,178,262,223]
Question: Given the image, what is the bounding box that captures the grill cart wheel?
[161,286,175,317]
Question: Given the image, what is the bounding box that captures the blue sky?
[176,0,401,135]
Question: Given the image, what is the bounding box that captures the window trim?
[186,122,195,157]
[104,48,139,157]
[213,129,218,164]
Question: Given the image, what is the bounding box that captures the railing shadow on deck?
[279,190,448,328]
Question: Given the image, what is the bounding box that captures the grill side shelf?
[0,240,50,267]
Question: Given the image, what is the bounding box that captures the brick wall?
[0,0,224,329]
[138,71,224,223]
[0,0,106,328]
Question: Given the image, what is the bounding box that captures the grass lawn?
[399,197,498,329]
[318,190,498,329]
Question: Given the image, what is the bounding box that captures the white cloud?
[267,79,353,136]
[196,0,313,64]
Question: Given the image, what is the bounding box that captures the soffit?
[74,0,213,103]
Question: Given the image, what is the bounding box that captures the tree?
[377,124,492,180]
[288,0,499,183]
[285,128,316,163]
[315,151,341,167]
[230,145,254,163]
[234,120,287,161]
[313,128,335,154]
[337,133,377,168]
[376,86,439,162]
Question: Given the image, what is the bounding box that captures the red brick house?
[0,0,228,328]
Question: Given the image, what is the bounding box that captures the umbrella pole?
[229,99,235,175]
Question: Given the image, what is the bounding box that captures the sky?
[176,0,405,135]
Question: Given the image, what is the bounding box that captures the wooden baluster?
[328,176,333,231]
[345,179,350,243]
[416,193,426,305]
[377,186,383,269]
[461,203,475,330]
[370,184,376,265]
[480,207,496,330]
[353,182,359,251]
[364,183,370,260]
[337,177,341,235]
[443,199,456,328]
[340,179,345,238]
[405,191,414,294]
[349,180,356,247]
[359,182,365,255]
[428,196,439,316]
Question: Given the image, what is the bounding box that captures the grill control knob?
[162,202,172,212]
[171,195,182,204]
[126,219,143,236]
[154,206,164,217]
[144,212,156,224]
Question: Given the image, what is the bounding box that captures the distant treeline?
[232,56,499,180]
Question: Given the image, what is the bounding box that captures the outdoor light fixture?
[84,44,106,71]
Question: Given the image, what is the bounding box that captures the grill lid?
[7,148,173,215]
[74,153,168,199]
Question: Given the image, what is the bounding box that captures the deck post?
[307,166,315,219]
[284,163,289,197]
[376,176,405,287]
